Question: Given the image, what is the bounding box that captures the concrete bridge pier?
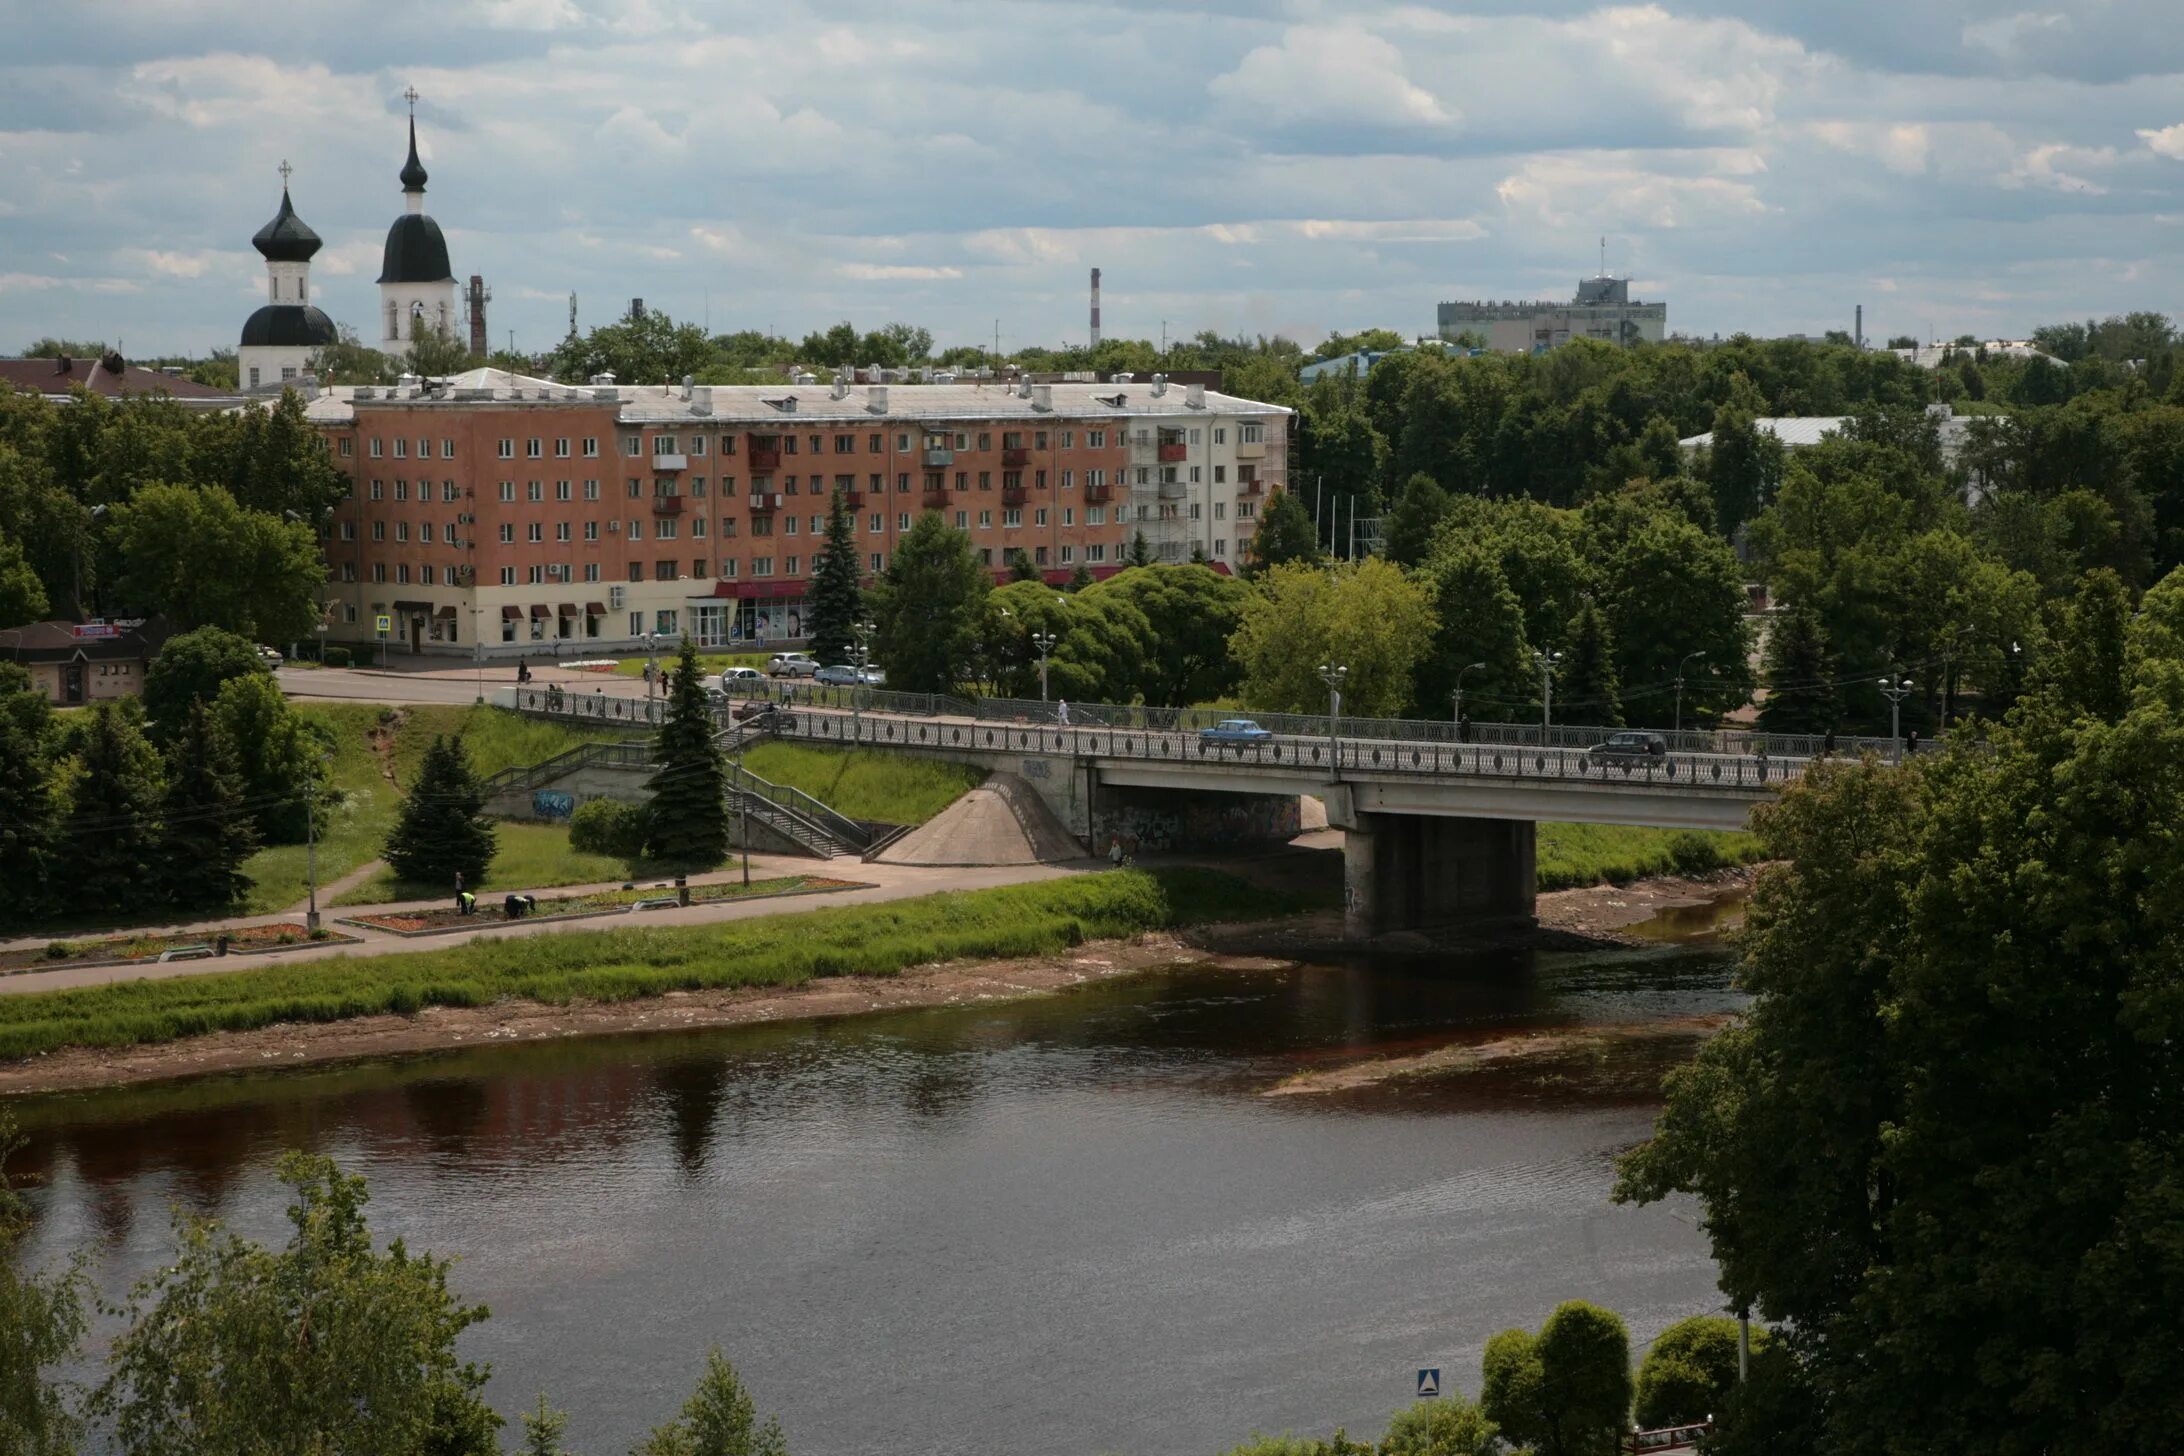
[1325,787,1536,940]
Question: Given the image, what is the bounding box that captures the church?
[237,95,460,390]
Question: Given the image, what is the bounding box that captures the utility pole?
[1534,650,1562,732]
[303,775,321,933]
[1675,650,1706,735]
[1878,673,1914,762]
[1451,661,1485,731]
[1318,663,1347,778]
[1032,630,1057,703]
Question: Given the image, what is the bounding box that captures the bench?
[156,945,218,963]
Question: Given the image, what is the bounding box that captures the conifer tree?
[1561,600,1624,727]
[0,665,60,926]
[62,699,165,910]
[1758,603,1841,736]
[1007,548,1041,582]
[806,485,862,667]
[1067,561,1096,592]
[1245,488,1322,577]
[645,639,728,867]
[1382,472,1451,568]
[1127,531,1154,568]
[159,700,257,912]
[869,515,989,694]
[383,734,496,889]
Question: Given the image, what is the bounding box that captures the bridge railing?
[769,707,1810,791]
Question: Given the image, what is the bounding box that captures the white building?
[237,170,338,391]
[377,108,459,360]
[1438,276,1667,353]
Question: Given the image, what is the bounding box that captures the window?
[1061,431,1074,449]
[1060,544,1074,563]
[753,556,774,577]
[628,479,642,499]
[1214,538,1227,557]
[896,433,911,450]
[654,609,679,634]
[417,438,429,459]
[870,513,884,533]
[527,523,543,543]
[341,562,357,581]
[584,521,599,541]
[896,472,909,493]
[721,558,738,579]
[584,479,600,500]
[834,434,855,453]
[955,472,968,491]
[527,438,543,458]
[1062,508,1074,526]
[954,511,968,529]
[870,552,883,572]
[977,432,991,451]
[628,519,642,540]
[442,481,460,502]
[657,519,677,540]
[690,435,706,456]
[1034,546,1048,565]
[655,560,675,581]
[340,521,356,542]
[1033,507,1049,526]
[1241,422,1264,443]
[421,565,437,585]
[528,565,544,586]
[556,480,572,501]
[555,438,570,458]
[979,472,992,490]
[692,478,707,498]
[338,438,353,458]
[624,436,643,457]
[653,435,678,457]
[371,521,386,542]
[784,555,799,576]
[1088,543,1106,563]
[979,510,994,529]
[692,516,707,538]
[628,562,644,582]
[419,522,434,543]
[527,481,543,502]
[497,439,514,459]
[584,563,601,582]
[393,439,407,459]
[372,563,387,582]
[370,438,384,458]
[867,433,882,453]
[808,434,822,454]
[396,564,411,584]
[783,436,798,454]
[499,523,515,543]
[556,522,572,542]
[394,479,409,501]
[693,558,705,577]
[1214,465,1226,483]
[1190,466,1201,483]
[500,566,516,586]
[784,516,798,536]
[1003,509,1022,528]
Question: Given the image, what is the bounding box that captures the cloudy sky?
[5,0,2182,359]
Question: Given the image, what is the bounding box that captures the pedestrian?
[453,869,464,901]
[456,890,476,916]
[516,658,530,684]
[1822,727,1837,757]
[1906,728,1920,756]
[1109,836,1124,869]
[1056,699,1070,726]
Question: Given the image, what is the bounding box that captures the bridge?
[504,687,1840,939]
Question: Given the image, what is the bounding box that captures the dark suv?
[1587,730,1668,761]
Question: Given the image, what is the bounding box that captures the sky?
[3,0,2182,359]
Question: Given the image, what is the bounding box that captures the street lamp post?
[1533,650,1562,733]
[1878,673,1915,762]
[1451,661,1486,733]
[302,749,331,933]
[473,608,485,705]
[1031,630,1057,703]
[1318,663,1348,776]
[1674,650,1707,736]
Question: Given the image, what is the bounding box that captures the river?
[9,933,1739,1456]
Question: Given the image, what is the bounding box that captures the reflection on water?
[12,942,1740,1456]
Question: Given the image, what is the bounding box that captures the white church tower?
[378,88,458,360]
[238,161,337,391]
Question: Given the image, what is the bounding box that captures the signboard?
[70,618,144,640]
[1415,1368,1440,1399]
[374,614,392,635]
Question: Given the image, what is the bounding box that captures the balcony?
[1001,447,1030,467]
[1157,481,1188,500]
[652,494,685,515]
[747,492,782,513]
[921,490,952,511]
[651,453,688,472]
[1235,436,1268,460]
[748,443,782,471]
[1240,478,1264,496]
[1002,486,1028,506]
[1085,484,1114,505]
[923,446,954,467]
[842,489,865,508]
[1158,442,1187,463]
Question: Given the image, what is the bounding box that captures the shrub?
[1665,832,1727,876]
[1377,1396,1496,1455]
[569,798,646,859]
[1635,1315,1757,1429]
[1482,1301,1633,1456]
[43,941,71,960]
[323,645,351,668]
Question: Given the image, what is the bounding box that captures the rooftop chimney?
[867,385,889,415]
[1185,382,1205,409]
[1150,373,1167,396]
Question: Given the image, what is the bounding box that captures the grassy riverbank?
[0,869,1299,1063]
[738,742,985,825]
[1535,823,1761,891]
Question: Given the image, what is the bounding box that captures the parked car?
[256,645,284,667]
[766,653,818,678]
[1199,718,1273,749]
[732,699,784,723]
[858,666,886,686]
[813,664,861,686]
[705,667,765,700]
[1587,730,1667,761]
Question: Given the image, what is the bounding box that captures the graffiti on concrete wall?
[1096,788,1300,851]
[532,789,576,820]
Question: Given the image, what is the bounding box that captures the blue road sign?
[1416,1368,1441,1398]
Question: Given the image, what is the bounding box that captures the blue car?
[1199,718,1273,750]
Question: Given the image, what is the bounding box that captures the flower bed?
[341,874,864,936]
[1,922,359,975]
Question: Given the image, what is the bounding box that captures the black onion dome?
[377,214,453,284]
[241,305,339,348]
[252,188,322,263]
[400,116,429,191]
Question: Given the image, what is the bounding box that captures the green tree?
[1414,544,1531,724]
[1633,1315,1755,1429]
[214,387,351,520]
[1081,564,1248,706]
[0,533,49,628]
[1560,600,1623,726]
[871,514,989,694]
[1382,473,1451,568]
[1246,489,1322,576]
[310,326,396,386]
[1375,1396,1497,1455]
[0,1108,87,1456]
[1756,604,1839,736]
[1703,408,1784,535]
[1230,559,1435,718]
[382,734,496,890]
[633,1348,788,1456]
[519,1393,574,1456]
[645,640,728,868]
[1067,561,1096,592]
[2039,566,2131,723]
[158,701,257,912]
[1481,1302,1633,1456]
[60,698,165,909]
[210,672,330,844]
[143,624,267,741]
[1599,517,1752,725]
[94,1154,500,1456]
[1127,530,1154,568]
[1008,548,1042,582]
[805,485,862,667]
[0,664,59,926]
[403,329,473,377]
[109,483,325,643]
[546,310,716,387]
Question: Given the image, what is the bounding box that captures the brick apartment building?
[298,368,1289,657]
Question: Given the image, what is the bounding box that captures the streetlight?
[1318,663,1348,776]
[1451,661,1486,735]
[473,606,485,705]
[1533,649,1562,733]
[1877,673,1915,762]
[1031,630,1057,703]
[1674,650,1707,736]
[302,750,331,933]
[71,503,108,620]
[850,616,877,742]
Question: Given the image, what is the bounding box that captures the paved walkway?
[0,853,1097,997]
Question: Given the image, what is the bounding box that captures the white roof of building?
[1892,341,2059,370]
[280,367,1289,426]
[1679,417,1850,449]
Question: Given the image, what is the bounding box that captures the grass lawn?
[738,741,985,825]
[1535,822,1764,891]
[0,868,1300,1061]
[611,651,771,678]
[329,822,637,907]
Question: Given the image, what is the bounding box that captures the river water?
[10,935,1739,1456]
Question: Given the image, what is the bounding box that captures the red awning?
[556,602,578,615]
[584,601,607,616]
[528,605,550,618]
[715,580,807,599]
[501,606,523,620]
[435,605,458,618]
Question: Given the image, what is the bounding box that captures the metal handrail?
[726,760,870,849]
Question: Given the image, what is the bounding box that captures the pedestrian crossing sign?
[374,614,391,634]
[1416,1368,1440,1398]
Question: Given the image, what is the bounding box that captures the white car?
[767,653,819,678]
[705,667,766,698]
[256,645,284,667]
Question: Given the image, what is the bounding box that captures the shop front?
[691,581,809,647]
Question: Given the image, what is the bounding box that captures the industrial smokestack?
[1855,304,1863,352]
[1089,267,1102,350]
[467,275,491,358]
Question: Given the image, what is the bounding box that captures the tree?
[1381,473,1450,568]
[1081,564,1248,706]
[0,664,59,926]
[94,1155,500,1456]
[2039,566,2131,723]
[1633,1316,1756,1429]
[310,326,396,386]
[403,329,473,377]
[871,514,989,694]
[805,485,862,667]
[1755,604,1838,735]
[143,624,267,741]
[383,734,496,890]
[210,672,330,844]
[645,640,728,868]
[0,532,49,628]
[108,483,325,644]
[518,1394,573,1456]
[1376,1396,1497,1455]
[1703,407,1784,536]
[1414,544,1531,724]
[1008,548,1043,582]
[1245,489,1321,576]
[634,1348,788,1456]
[1560,600,1623,727]
[1599,517,1752,725]
[1230,559,1435,718]
[60,699,165,909]
[1480,1302,1633,1456]
[0,1108,87,1456]
[158,701,256,912]
[214,387,350,520]
[546,310,716,387]
[1067,561,1096,592]
[1127,531,1154,568]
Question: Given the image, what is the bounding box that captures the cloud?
[2140,123,2184,160]
[1496,153,1772,230]
[1207,24,1454,132]
[839,263,963,281]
